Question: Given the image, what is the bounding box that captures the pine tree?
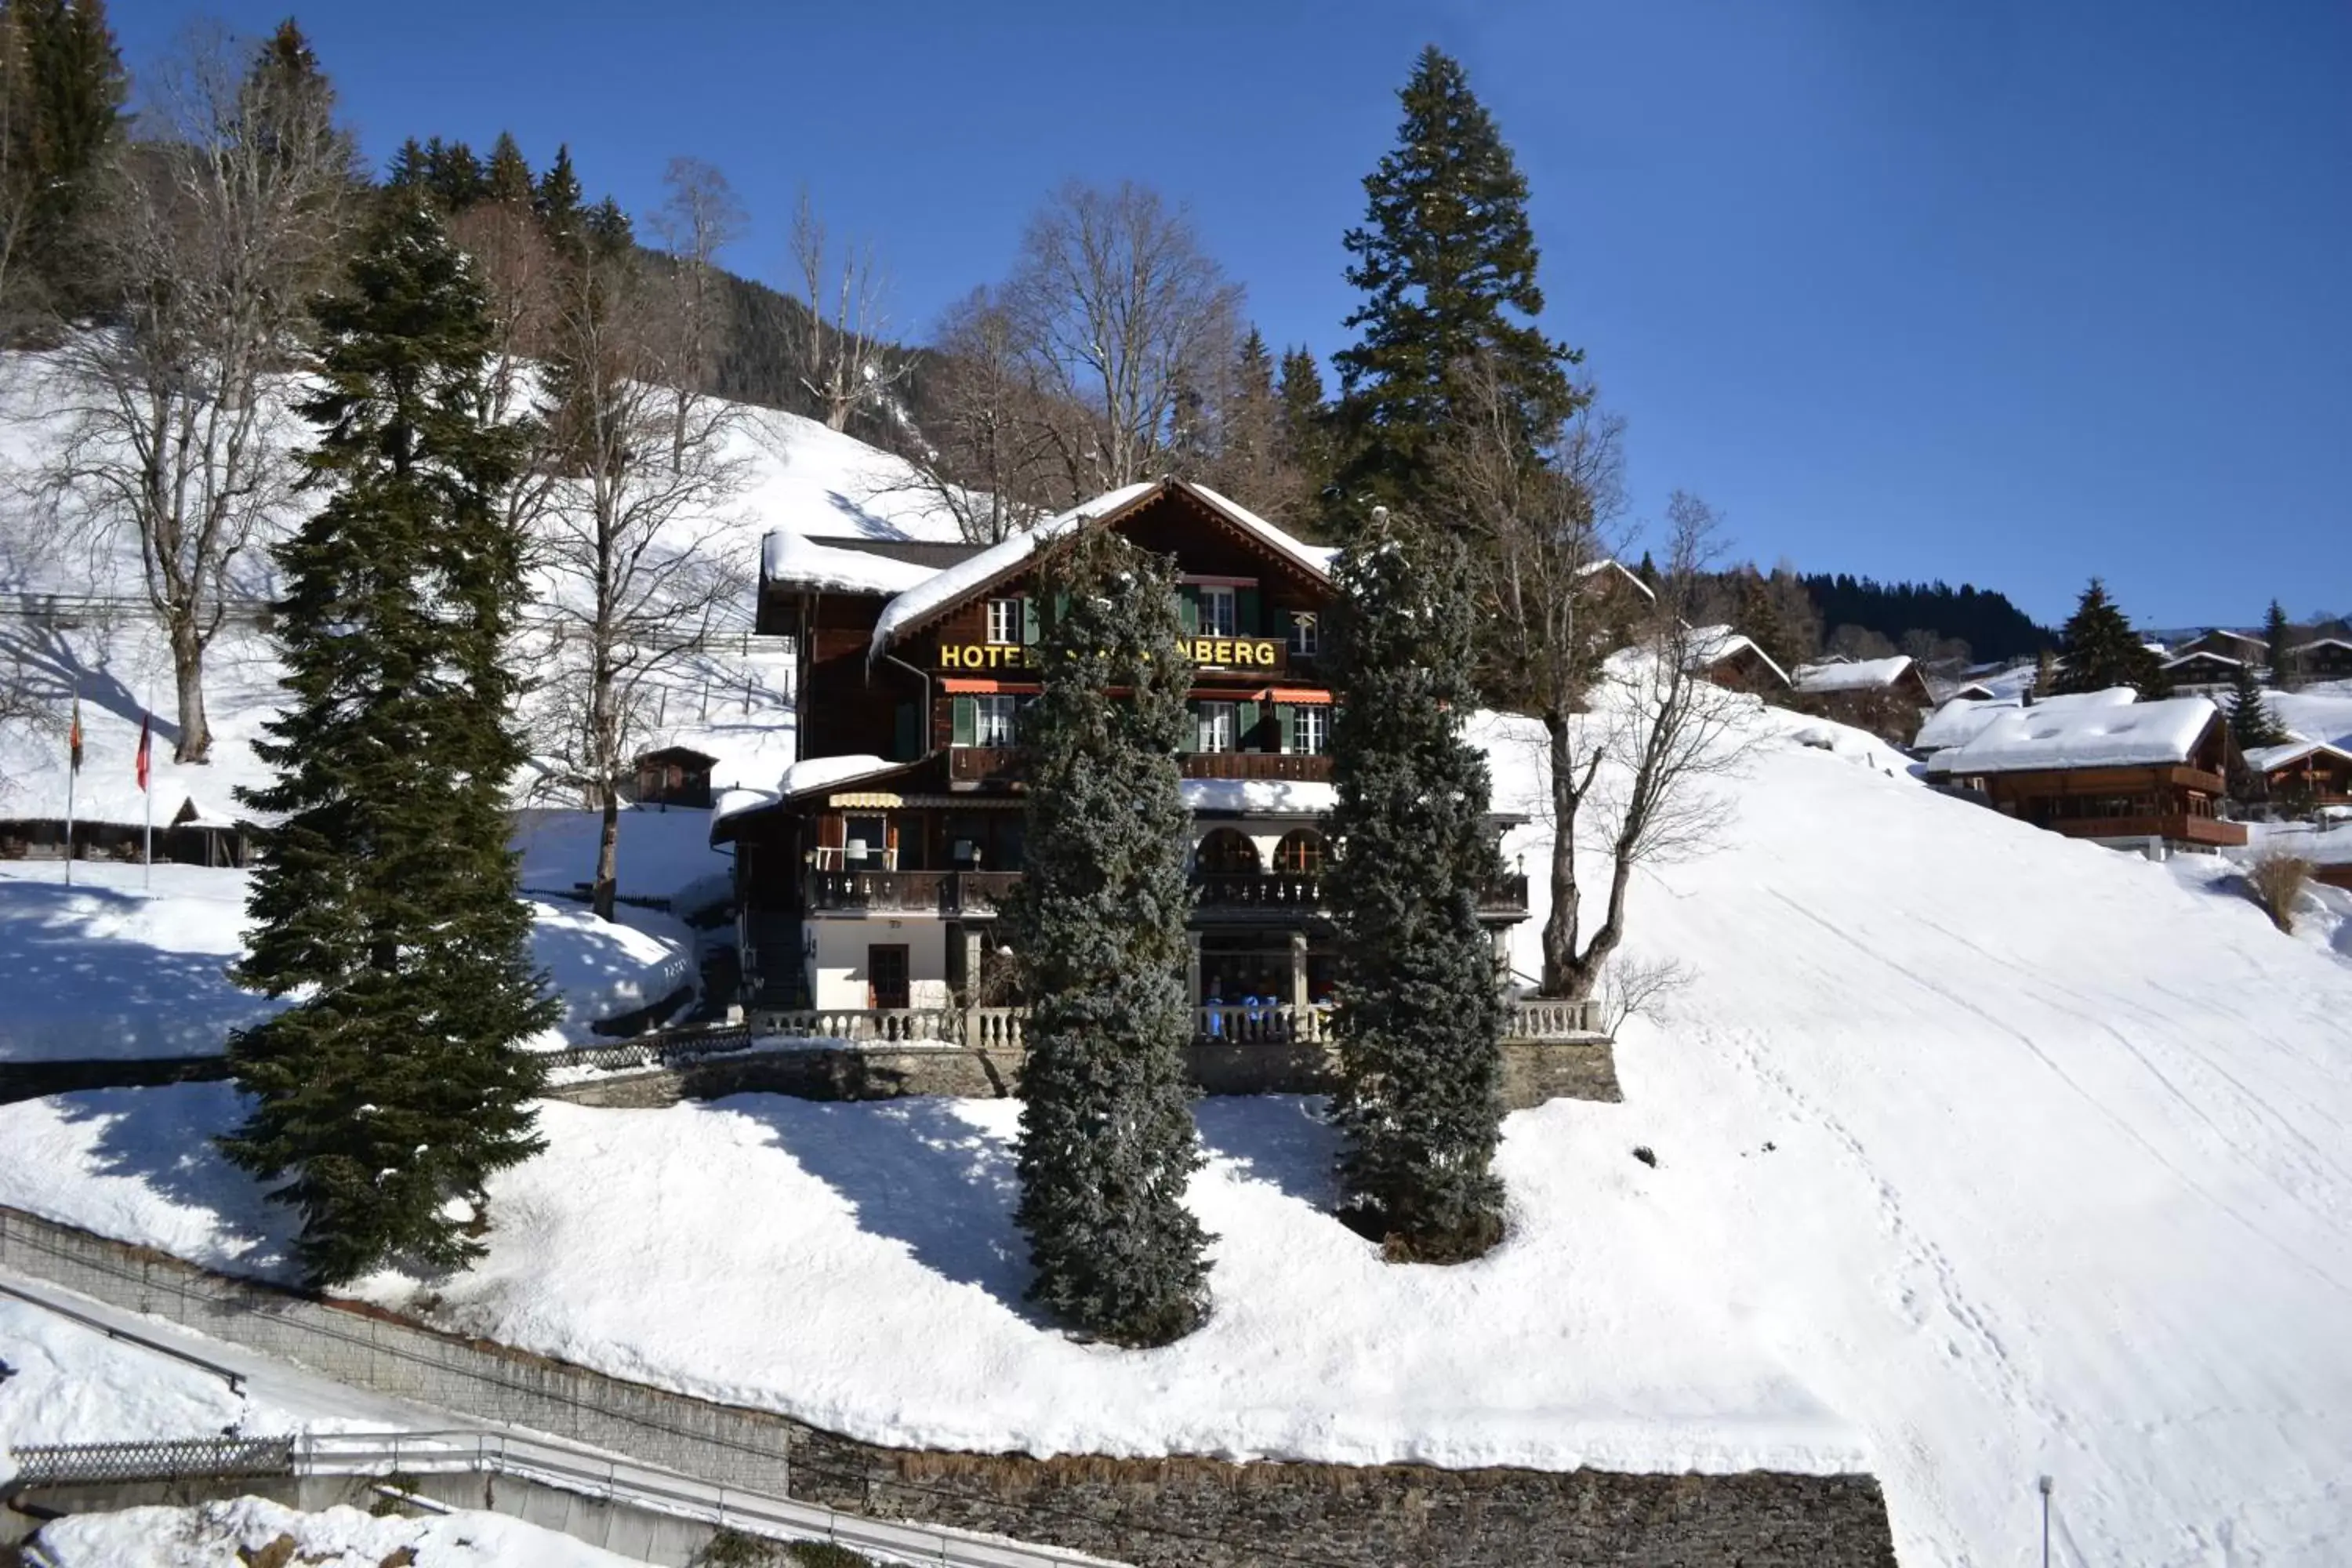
[1008,524,1210,1346]
[2226,658,2285,750]
[220,200,556,1288]
[1324,509,1507,1261]
[1736,569,1795,674]
[484,131,532,208]
[1331,46,1581,524]
[421,136,487,212]
[2265,597,2296,691]
[534,144,584,249]
[1275,344,1333,501]
[2052,579,2168,699]
[0,0,126,317]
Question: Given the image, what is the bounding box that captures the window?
[1196,702,1236,753]
[1272,829,1327,873]
[867,944,910,1010]
[975,694,1019,748]
[1195,828,1261,874]
[985,597,1022,645]
[1198,586,1237,637]
[1289,612,1319,658]
[1294,706,1328,755]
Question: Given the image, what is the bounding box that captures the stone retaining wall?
[0,1204,1891,1567]
[548,1037,1619,1112]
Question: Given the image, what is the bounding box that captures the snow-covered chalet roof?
[1933,695,2224,775]
[1914,696,2020,754]
[867,479,1333,661]
[1792,656,1918,695]
[760,531,940,596]
[2161,649,2244,672]
[2243,735,2352,775]
[1686,625,1790,687]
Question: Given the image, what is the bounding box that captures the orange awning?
[942,678,1040,694]
[1258,687,1334,706]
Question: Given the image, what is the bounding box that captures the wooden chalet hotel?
[716,478,1532,1029]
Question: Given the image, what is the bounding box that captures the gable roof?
[866,478,1332,660]
[1686,625,1790,688]
[1933,695,2224,775]
[1792,655,1921,695]
[2245,735,2352,775]
[2161,649,2244,672]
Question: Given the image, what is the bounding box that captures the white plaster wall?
[808,918,950,1010]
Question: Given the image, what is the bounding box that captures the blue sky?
[111,1,2350,630]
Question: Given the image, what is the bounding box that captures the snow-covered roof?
[1581,557,1657,602]
[2244,736,2352,774]
[867,479,1333,661]
[1914,696,2020,753]
[760,531,938,596]
[2161,650,2243,671]
[1792,656,1919,695]
[1686,626,1790,687]
[2030,688,2142,712]
[777,754,906,800]
[1933,695,2224,775]
[2294,637,2352,654]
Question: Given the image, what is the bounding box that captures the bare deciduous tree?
[1007,179,1242,498]
[653,157,743,463]
[885,285,1064,545]
[790,186,906,434]
[535,236,749,921]
[1441,355,1750,1001]
[37,27,357,762]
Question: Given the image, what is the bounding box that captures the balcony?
[2047,815,2247,848]
[805,869,1023,916]
[948,746,1023,787]
[1179,752,1332,782]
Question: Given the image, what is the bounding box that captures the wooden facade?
[724,480,1528,1014]
[2290,639,2352,683]
[632,746,718,808]
[1934,713,2246,851]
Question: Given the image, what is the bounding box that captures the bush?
[2247,854,2314,934]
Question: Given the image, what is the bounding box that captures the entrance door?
[868,943,911,1010]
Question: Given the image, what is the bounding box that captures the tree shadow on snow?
[0,880,272,1062]
[1191,1095,1340,1210]
[726,1094,1043,1322]
[43,1080,296,1281]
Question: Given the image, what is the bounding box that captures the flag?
[136,712,151,792]
[68,693,82,774]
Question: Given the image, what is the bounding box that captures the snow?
[0,860,697,1061]
[760,528,940,595]
[867,480,1334,660]
[1178,777,1338,815]
[775,753,902,800]
[1685,625,1789,685]
[2241,735,2352,775]
[1911,695,2017,753]
[1931,693,2221,774]
[511,808,731,906]
[18,691,2352,1560]
[1790,655,1916,694]
[27,1497,648,1568]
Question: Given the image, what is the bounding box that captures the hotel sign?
[937,637,1286,672]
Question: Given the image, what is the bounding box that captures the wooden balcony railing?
[2045,814,2247,847]
[948,746,1023,786]
[806,869,1023,916]
[1180,752,1333,782]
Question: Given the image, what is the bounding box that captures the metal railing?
[10,1430,1126,1568]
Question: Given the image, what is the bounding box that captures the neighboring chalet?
[1687,626,1791,696]
[2242,736,2352,813]
[716,478,1533,1023]
[1790,655,1935,742]
[1923,691,2245,855]
[2288,638,2352,684]
[2173,628,2268,666]
[632,746,718,809]
[2158,649,2245,694]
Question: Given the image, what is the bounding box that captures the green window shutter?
[1177,585,1200,633]
[1051,590,1071,630]
[894,702,921,760]
[1236,586,1261,636]
[1276,703,1296,755]
[1022,597,1040,644]
[1236,699,1261,751]
[951,696,976,746]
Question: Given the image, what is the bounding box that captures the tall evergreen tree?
[1275,343,1333,501]
[220,201,555,1287]
[2264,597,2296,691]
[2052,579,2168,699]
[0,0,125,318]
[534,143,584,249]
[1008,524,1210,1346]
[2225,658,2285,750]
[1324,508,1507,1261]
[484,131,532,208]
[1331,46,1580,524]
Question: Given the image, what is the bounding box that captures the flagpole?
[64,682,76,887]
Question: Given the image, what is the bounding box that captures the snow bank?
[1933,692,2221,773]
[27,1497,646,1568]
[1178,777,1337,815]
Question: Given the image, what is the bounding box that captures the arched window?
[1193,827,1261,875]
[1272,829,1327,874]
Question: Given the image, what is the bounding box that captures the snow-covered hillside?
[24,1497,649,1568]
[8,702,2352,1563]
